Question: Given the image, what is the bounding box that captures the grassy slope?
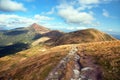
[0,45,49,72]
[0,44,70,80]
[0,27,42,46]
[77,41,120,80]
[0,41,120,80]
[54,29,116,45]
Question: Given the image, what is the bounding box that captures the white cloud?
[46,8,55,15]
[79,0,100,5]
[41,8,55,15]
[34,14,53,20]
[92,22,100,26]
[66,27,75,30]
[0,14,35,28]
[78,0,114,5]
[0,0,26,12]
[76,27,87,29]
[57,5,95,25]
[77,5,96,11]
[45,0,115,29]
[108,29,113,31]
[0,14,53,29]
[66,26,87,31]
[102,9,110,17]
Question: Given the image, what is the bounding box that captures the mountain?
[29,23,50,34]
[0,41,120,80]
[42,30,65,45]
[111,34,120,40]
[54,28,117,45]
[0,23,50,46]
[0,27,117,57]
[0,26,6,30]
[43,30,64,38]
[0,23,52,57]
[0,27,119,80]
[31,30,64,46]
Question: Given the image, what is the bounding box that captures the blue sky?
[0,0,120,33]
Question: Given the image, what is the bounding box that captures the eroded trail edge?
[46,45,102,80]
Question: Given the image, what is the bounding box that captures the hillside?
[0,23,53,57]
[0,41,120,80]
[43,30,65,45]
[54,28,116,45]
[0,23,66,57]
[0,23,50,46]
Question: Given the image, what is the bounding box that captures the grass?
[0,40,119,80]
[0,44,49,72]
[77,40,120,80]
[0,44,69,80]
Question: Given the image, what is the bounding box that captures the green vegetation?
[0,29,41,46]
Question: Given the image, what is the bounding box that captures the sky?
[0,0,120,33]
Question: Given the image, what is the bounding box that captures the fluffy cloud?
[0,14,53,29]
[55,0,114,26]
[66,26,87,31]
[46,8,55,15]
[102,9,110,17]
[57,5,95,25]
[78,0,114,5]
[0,0,26,12]
[0,14,35,28]
[79,0,100,5]
[41,8,55,15]
[34,14,53,20]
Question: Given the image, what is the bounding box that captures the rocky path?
[46,45,102,80]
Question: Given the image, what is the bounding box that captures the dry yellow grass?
[77,40,120,80]
[0,40,120,80]
[31,37,50,46]
[0,44,50,72]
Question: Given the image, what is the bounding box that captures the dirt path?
[46,45,102,80]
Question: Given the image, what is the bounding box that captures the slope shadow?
[4,30,28,36]
[0,43,29,58]
[32,34,42,40]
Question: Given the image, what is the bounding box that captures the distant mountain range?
[110,34,120,40]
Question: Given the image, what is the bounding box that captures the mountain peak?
[30,23,43,29]
[31,23,39,26]
[30,23,50,34]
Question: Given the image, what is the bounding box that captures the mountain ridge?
[54,28,116,45]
